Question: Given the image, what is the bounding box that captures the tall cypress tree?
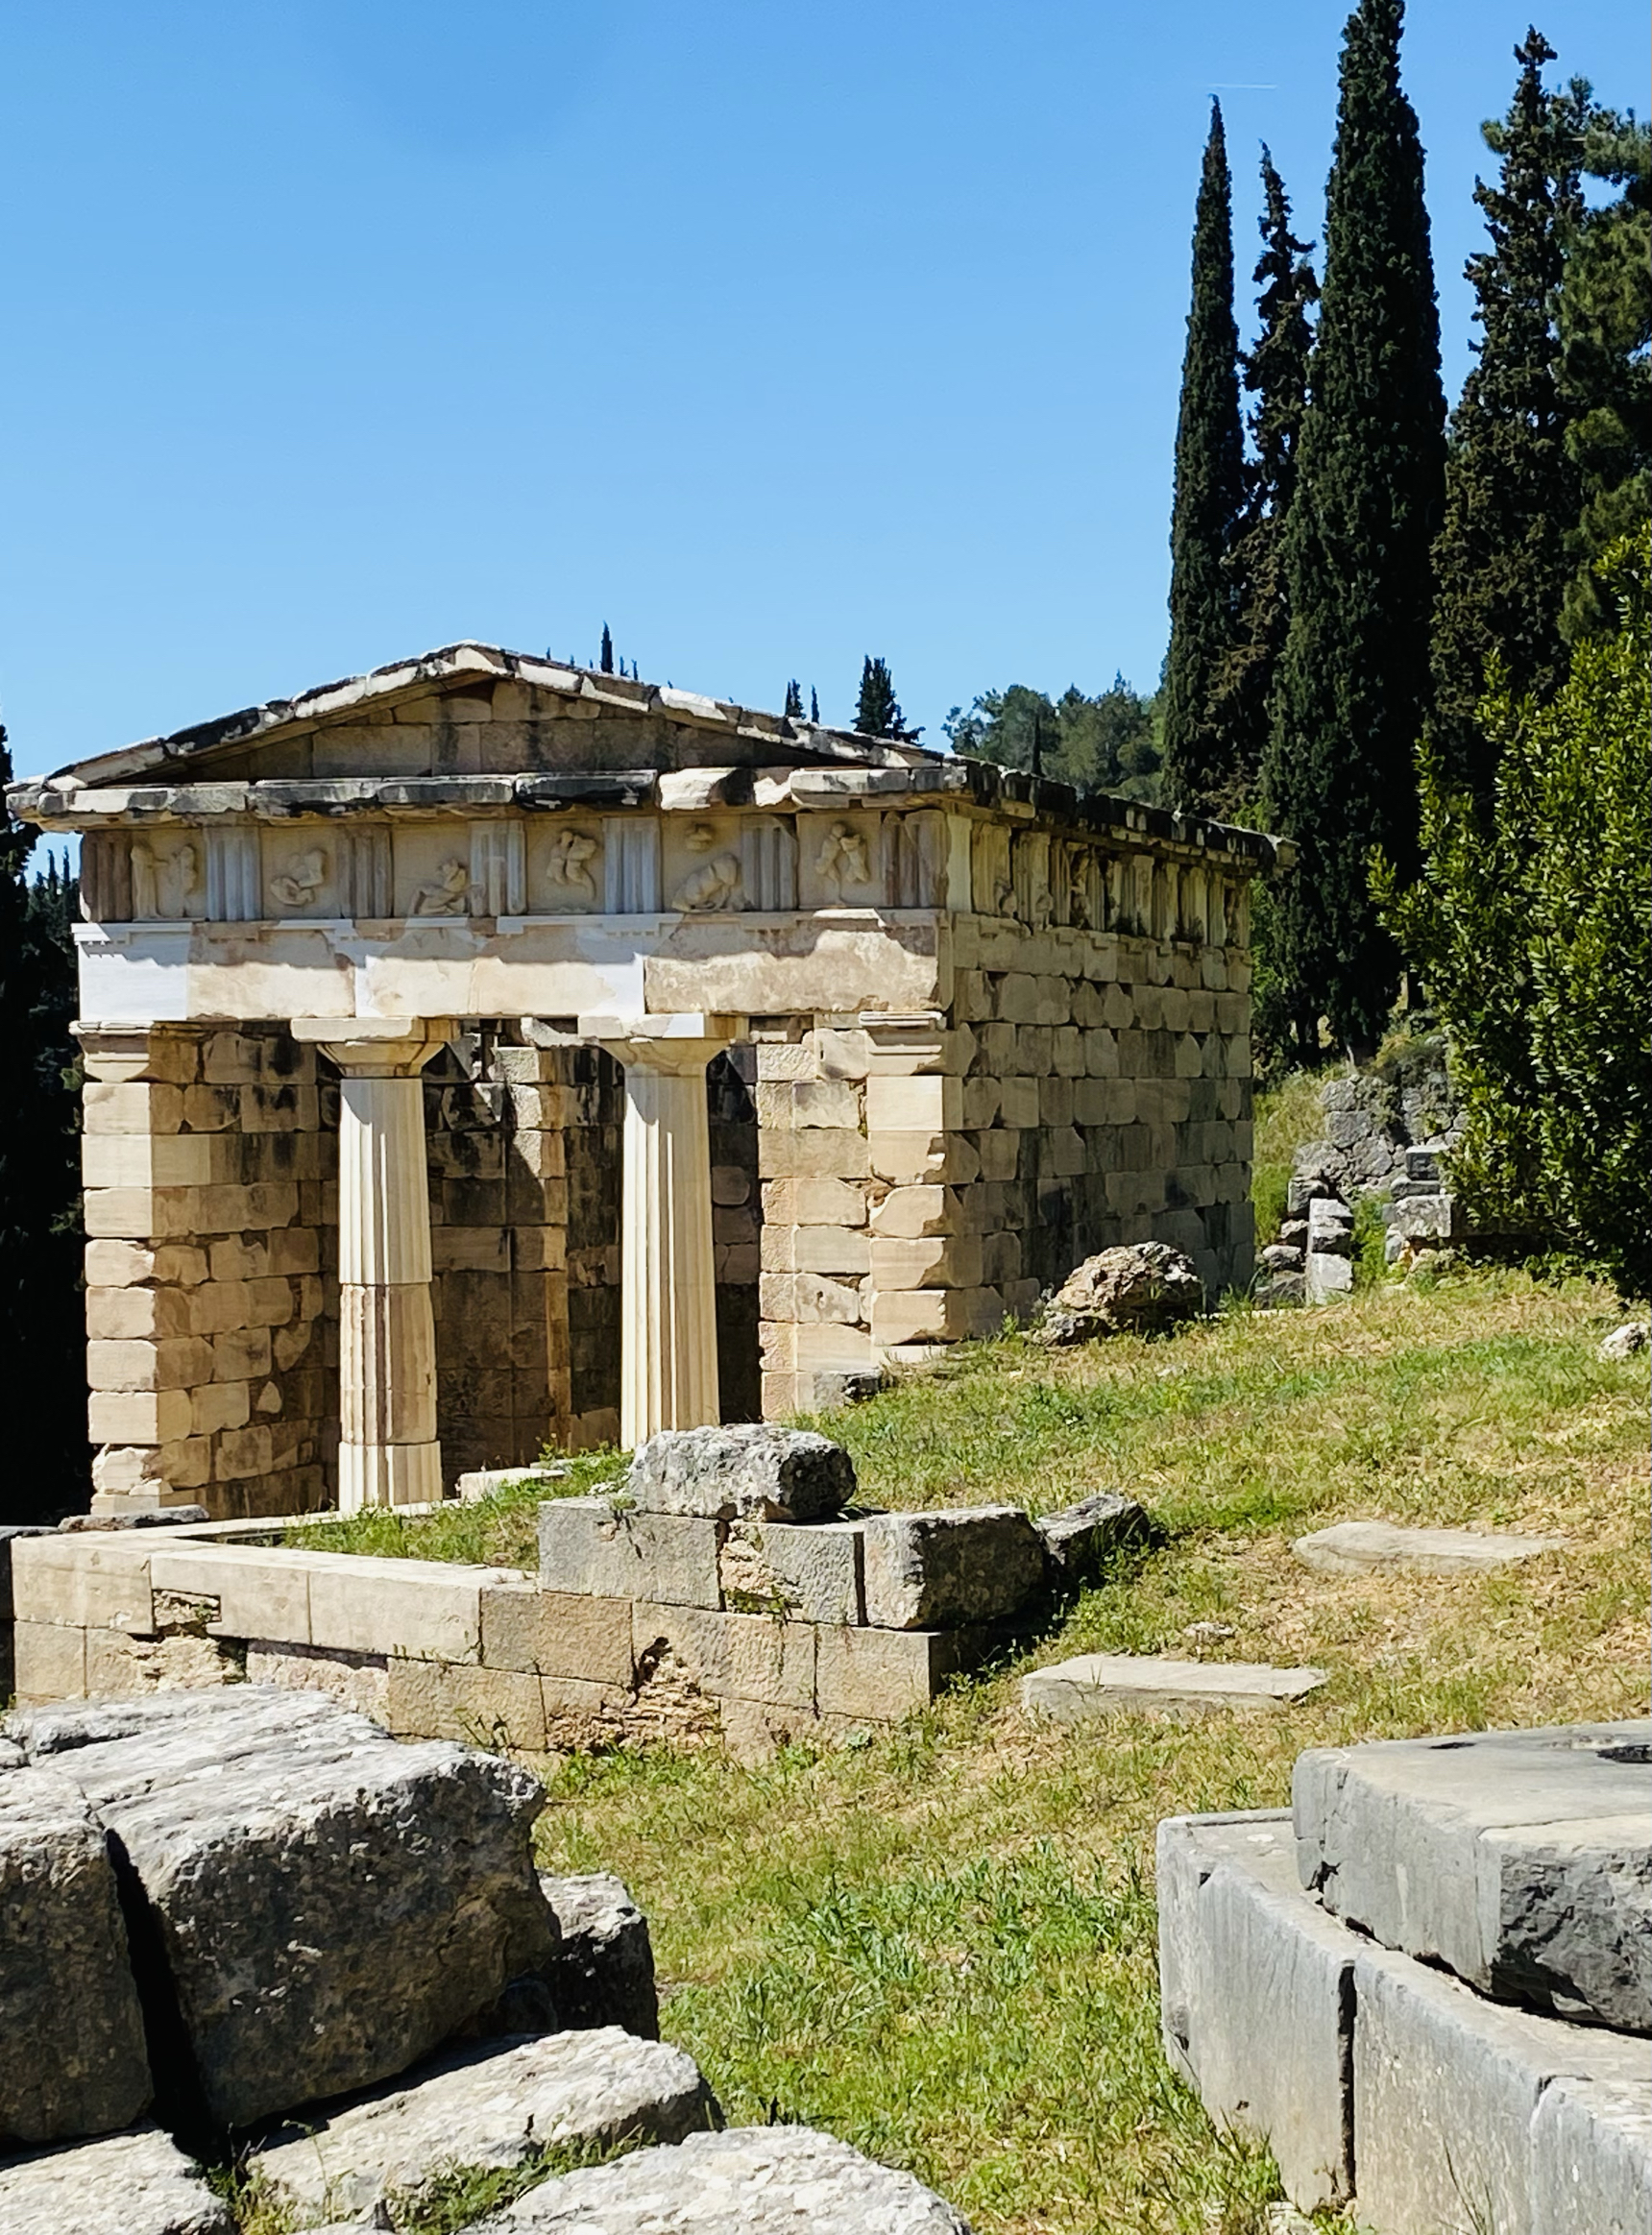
[784,679,804,718]
[853,656,920,741]
[598,622,614,674]
[1162,101,1245,813]
[1208,150,1319,816]
[1263,0,1446,1059]
[1428,30,1581,809]
[810,686,819,723]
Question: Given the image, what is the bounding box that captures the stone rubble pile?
[537,1423,1150,1755]
[1035,1240,1205,1343]
[1159,1719,1652,2232]
[0,1679,980,2233]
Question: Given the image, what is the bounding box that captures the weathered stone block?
[479,1583,634,1686]
[538,1870,660,2038]
[0,2124,230,2234]
[8,1537,154,1635]
[0,1763,153,2146]
[869,1234,984,1291]
[626,1423,855,1522]
[1034,1493,1152,1582]
[4,1688,553,2131]
[472,2123,972,2232]
[1294,1720,1652,2031]
[147,1544,312,1646]
[1023,1654,1326,1722]
[811,1623,966,1721]
[1154,1810,1353,2211]
[9,1619,87,1702]
[862,1508,1046,1630]
[719,1518,864,1624]
[538,1499,723,1610]
[630,1602,816,1712]
[868,1287,1004,1344]
[384,1658,547,1751]
[1292,1520,1566,1577]
[305,1554,491,1664]
[1353,1937,1649,2235]
[254,2029,715,2221]
[1529,2072,1652,2235]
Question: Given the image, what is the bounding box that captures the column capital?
[577,1011,741,1074]
[290,1016,457,1077]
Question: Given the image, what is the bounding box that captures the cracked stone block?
[0,1762,152,2146]
[469,2124,974,2231]
[1024,1655,1325,1722]
[862,1507,1047,1629]
[538,1498,724,1611]
[1529,2072,1652,2235]
[1155,1811,1353,2211]
[253,2029,715,2222]
[718,1518,864,1623]
[4,1688,555,2130]
[1034,1494,1152,1584]
[1292,1521,1566,1577]
[1294,1721,1652,2030]
[626,1424,856,1522]
[0,2124,228,2235]
[539,1872,659,2039]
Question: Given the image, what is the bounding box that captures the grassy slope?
[523,1272,1645,2235]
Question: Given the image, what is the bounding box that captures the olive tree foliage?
[1377,526,1650,1297]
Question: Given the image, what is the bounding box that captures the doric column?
[292,1018,454,1512]
[579,1013,738,1449]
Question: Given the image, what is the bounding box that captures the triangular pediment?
[24,643,937,797]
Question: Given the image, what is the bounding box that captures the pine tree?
[599,623,614,674]
[784,679,804,718]
[852,657,920,741]
[1263,0,1446,1059]
[810,687,819,723]
[1207,151,1318,817]
[1427,31,1581,810]
[1162,100,1245,814]
[1557,103,1651,643]
[0,732,87,1518]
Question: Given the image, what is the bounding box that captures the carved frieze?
[130,835,204,919]
[799,812,883,911]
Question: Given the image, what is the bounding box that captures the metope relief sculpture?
[544,828,599,904]
[131,838,202,919]
[671,823,743,911]
[814,819,871,897]
[411,858,472,915]
[268,847,329,911]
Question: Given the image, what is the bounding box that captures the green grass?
[1251,1069,1324,1246]
[282,1447,624,1570]
[525,1269,1644,2235]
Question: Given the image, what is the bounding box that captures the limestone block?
[1352,1938,1649,2235]
[719,1518,865,1624]
[870,1234,984,1291]
[81,1134,215,1190]
[539,1870,660,2038]
[5,1688,553,2131]
[626,1423,856,1522]
[864,1075,962,1133]
[384,1658,548,1751]
[1293,1721,1652,2030]
[479,1585,634,1687]
[1035,1493,1152,1582]
[630,1602,816,1711]
[81,1081,186,1135]
[869,1288,1004,1344]
[304,1555,492,1664]
[762,1177,868,1227]
[0,2125,229,2235]
[1023,1654,1326,1721]
[973,1129,1021,1182]
[759,1127,871,1180]
[244,1640,390,1722]
[0,1762,153,2145]
[189,1381,250,1435]
[997,1077,1040,1130]
[471,2124,972,2233]
[538,1498,724,1611]
[862,1507,1047,1629]
[1154,1810,1353,2209]
[755,1078,861,1130]
[85,1286,193,1341]
[762,1225,871,1275]
[254,2029,715,2222]
[1305,1197,1354,1255]
[9,1620,87,1701]
[868,1130,979,1186]
[1303,1251,1353,1302]
[1530,2072,1652,2235]
[1292,1521,1566,1577]
[8,1536,154,1634]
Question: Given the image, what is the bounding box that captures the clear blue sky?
[1,0,1644,779]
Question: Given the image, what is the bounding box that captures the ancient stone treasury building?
[11,644,1281,1520]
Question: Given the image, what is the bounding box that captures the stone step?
[0,2124,228,2235]
[1292,1520,1566,1576]
[1022,1654,1326,1723]
[468,2124,974,2231]
[254,2028,717,2223]
[1294,1720,1652,2030]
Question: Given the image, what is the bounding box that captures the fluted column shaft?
[581,1013,738,1450]
[292,1017,452,1512]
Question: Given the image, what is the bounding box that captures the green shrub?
[1379,527,1651,1298]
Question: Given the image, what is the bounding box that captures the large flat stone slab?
[1294,1720,1652,2030]
[255,2028,716,2220]
[862,1508,1048,1629]
[4,1688,555,2129]
[0,1762,152,2146]
[1293,1520,1565,1576]
[0,2124,229,2235]
[1024,1655,1325,1723]
[1353,1937,1650,2235]
[1155,1811,1353,2210]
[473,2124,974,2230]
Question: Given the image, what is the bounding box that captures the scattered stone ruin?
[0,1686,976,2231]
[6,643,1279,1523]
[1159,1719,1652,2233]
